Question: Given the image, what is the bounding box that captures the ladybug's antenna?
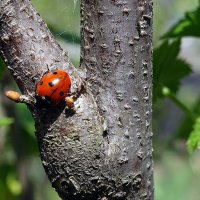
[46,64,50,71]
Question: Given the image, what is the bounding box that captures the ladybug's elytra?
[36,70,71,106]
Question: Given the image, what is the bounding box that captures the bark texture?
[0,0,153,199]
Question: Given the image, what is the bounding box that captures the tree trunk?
[0,0,153,199]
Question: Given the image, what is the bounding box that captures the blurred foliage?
[1,0,200,200]
[187,117,200,152]
[153,39,191,101]
[31,0,80,35]
[152,0,200,198]
[153,0,200,153]
[176,96,200,140]
[0,117,14,127]
[162,4,200,38]
[48,23,80,44]
[155,151,200,200]
[153,0,199,44]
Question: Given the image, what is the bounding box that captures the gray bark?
[0,0,153,199]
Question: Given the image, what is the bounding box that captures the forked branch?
[0,0,153,199]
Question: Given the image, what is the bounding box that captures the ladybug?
[36,70,71,106]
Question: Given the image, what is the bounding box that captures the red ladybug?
[36,70,71,106]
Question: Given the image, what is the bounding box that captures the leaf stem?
[162,87,196,121]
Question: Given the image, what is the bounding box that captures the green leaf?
[187,117,200,153]
[153,39,192,101]
[0,118,14,127]
[6,173,22,196]
[162,5,200,38]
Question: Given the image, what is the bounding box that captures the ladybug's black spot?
[49,82,54,87]
[53,71,58,75]
[40,81,43,85]
[59,91,64,96]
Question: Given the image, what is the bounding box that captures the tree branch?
[0,0,153,199]
[81,0,153,198]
